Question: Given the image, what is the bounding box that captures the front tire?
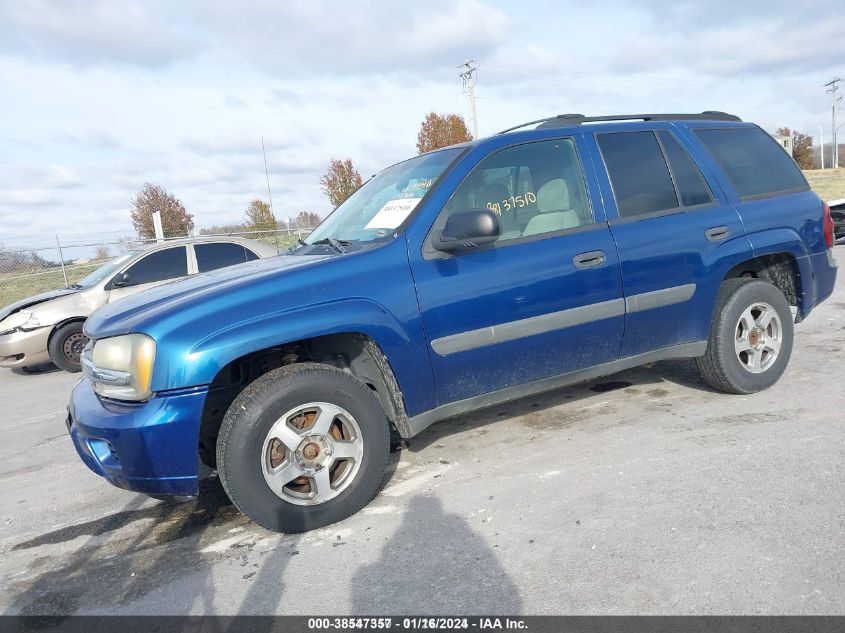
[48,321,87,373]
[216,363,390,533]
[696,278,793,394]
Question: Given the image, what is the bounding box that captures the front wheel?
[696,278,794,394]
[216,363,390,533]
[48,321,88,373]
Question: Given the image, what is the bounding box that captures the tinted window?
[598,132,679,217]
[195,242,257,272]
[657,131,713,207]
[694,127,808,199]
[122,247,187,286]
[443,138,592,242]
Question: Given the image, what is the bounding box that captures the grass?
[804,168,845,202]
[0,263,100,308]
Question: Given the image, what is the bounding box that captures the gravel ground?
[1,247,843,615]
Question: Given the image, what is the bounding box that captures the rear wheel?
[216,363,390,533]
[48,321,87,373]
[696,278,793,394]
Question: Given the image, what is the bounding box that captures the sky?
[1,0,843,247]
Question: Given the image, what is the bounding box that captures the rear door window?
[657,131,714,207]
[122,247,188,286]
[195,242,258,272]
[693,127,808,199]
[597,131,680,217]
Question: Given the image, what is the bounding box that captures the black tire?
[216,362,390,533]
[696,278,793,394]
[48,321,88,373]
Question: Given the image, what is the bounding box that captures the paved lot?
[2,247,844,615]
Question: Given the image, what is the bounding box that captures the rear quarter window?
[195,242,257,273]
[694,127,809,200]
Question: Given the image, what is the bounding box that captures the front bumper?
[67,378,208,496]
[0,326,51,368]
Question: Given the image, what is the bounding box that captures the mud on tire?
[216,363,391,533]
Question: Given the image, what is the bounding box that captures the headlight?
[0,311,39,335]
[83,334,156,401]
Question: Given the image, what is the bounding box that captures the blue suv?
[68,112,838,532]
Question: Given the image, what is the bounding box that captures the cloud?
[182,133,305,157]
[1,163,86,190]
[55,129,122,150]
[606,0,845,77]
[194,0,509,76]
[0,0,196,68]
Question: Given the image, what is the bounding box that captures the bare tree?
[130,182,194,239]
[296,211,322,228]
[320,158,363,208]
[94,245,111,260]
[416,112,472,154]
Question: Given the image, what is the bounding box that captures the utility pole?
[825,78,841,168]
[458,60,479,139]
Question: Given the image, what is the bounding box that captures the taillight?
[823,201,835,249]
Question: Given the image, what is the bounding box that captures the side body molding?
[431,284,697,356]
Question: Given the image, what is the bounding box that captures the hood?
[0,287,80,322]
[86,254,330,338]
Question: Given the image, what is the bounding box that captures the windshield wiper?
[310,237,350,254]
[287,238,309,254]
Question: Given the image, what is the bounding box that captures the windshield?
[75,252,139,288]
[304,148,464,248]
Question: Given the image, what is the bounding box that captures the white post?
[55,234,68,288]
[152,211,164,242]
[821,127,825,169]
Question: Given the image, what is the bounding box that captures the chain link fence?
[0,227,315,308]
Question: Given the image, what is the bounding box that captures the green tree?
[776,127,814,169]
[320,158,363,208]
[244,198,277,232]
[130,182,194,239]
[416,112,472,154]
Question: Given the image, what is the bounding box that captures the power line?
[478,59,739,95]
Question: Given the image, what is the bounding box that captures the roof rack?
[497,111,741,134]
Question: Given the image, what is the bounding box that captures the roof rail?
[497,111,741,134]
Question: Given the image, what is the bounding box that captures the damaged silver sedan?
[0,237,278,372]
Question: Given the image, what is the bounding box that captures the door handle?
[705,226,730,241]
[573,250,607,269]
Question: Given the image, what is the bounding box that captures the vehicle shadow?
[408,358,715,452]
[350,495,522,614]
[12,362,59,376]
[4,474,237,616]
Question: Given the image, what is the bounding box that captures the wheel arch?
[197,332,410,469]
[721,251,803,320]
[46,316,88,348]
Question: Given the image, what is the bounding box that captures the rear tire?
[696,278,793,394]
[48,321,87,373]
[217,363,390,533]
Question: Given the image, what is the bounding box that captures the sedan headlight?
[0,311,39,336]
[82,334,156,401]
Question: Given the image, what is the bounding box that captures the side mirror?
[112,272,130,288]
[433,209,501,253]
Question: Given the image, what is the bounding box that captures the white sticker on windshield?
[365,197,422,230]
